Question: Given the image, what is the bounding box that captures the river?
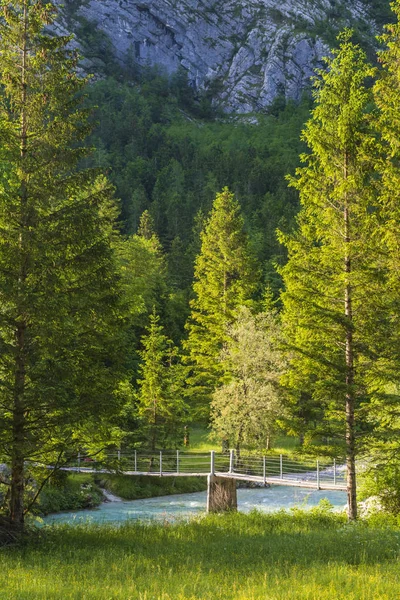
[42,486,347,526]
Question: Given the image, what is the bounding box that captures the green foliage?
[279,34,378,454]
[100,474,206,500]
[136,311,188,450]
[0,0,127,523]
[184,189,258,417]
[361,0,395,26]
[86,76,310,279]
[116,221,167,338]
[364,0,400,467]
[210,306,286,453]
[279,33,382,519]
[359,465,400,515]
[36,474,103,516]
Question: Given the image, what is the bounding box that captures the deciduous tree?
[210,306,286,455]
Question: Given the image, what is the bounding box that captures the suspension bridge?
[68,450,347,512]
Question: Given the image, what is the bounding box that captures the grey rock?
[54,0,373,113]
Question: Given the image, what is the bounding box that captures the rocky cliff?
[55,0,375,113]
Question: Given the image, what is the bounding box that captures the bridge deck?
[69,467,347,491]
[64,450,347,492]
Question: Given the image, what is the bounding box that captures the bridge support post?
[210,450,215,475]
[207,475,237,513]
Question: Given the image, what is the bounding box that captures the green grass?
[2,510,400,599]
[188,426,301,456]
[268,433,302,456]
[187,426,216,452]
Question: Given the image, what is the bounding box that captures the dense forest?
[3,0,400,527]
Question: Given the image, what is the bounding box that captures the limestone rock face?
[56,0,373,113]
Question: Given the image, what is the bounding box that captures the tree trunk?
[10,453,24,527]
[9,1,29,528]
[344,152,357,521]
[10,325,26,527]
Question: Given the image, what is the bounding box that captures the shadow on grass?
[10,510,400,574]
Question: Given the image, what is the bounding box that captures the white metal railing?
[62,450,347,490]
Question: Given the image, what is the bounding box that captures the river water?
[42,486,347,526]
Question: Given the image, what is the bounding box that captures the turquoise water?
[42,486,347,526]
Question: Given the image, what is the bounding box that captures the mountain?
[54,0,381,113]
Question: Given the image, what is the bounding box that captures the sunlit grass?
[186,426,216,453]
[188,426,301,456]
[2,510,400,599]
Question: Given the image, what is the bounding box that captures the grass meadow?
[187,427,301,456]
[2,509,400,599]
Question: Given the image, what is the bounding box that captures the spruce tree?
[184,188,257,418]
[365,0,400,471]
[0,0,124,526]
[279,33,378,520]
[136,311,187,451]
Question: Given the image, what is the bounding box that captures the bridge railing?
[66,450,346,488]
[228,453,345,486]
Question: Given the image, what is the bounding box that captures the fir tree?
[184,188,257,418]
[279,33,378,520]
[136,311,187,451]
[0,0,125,526]
[365,0,400,474]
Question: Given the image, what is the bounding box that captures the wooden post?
[334,459,336,486]
[280,454,283,479]
[160,450,163,476]
[317,460,320,489]
[263,456,266,485]
[134,450,137,473]
[176,450,180,474]
[77,452,81,473]
[117,449,121,465]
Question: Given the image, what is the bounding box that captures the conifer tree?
[184,188,257,418]
[365,0,400,470]
[117,212,167,333]
[0,0,125,526]
[279,33,378,520]
[137,311,187,450]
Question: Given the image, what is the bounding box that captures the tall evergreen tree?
[365,0,400,471]
[0,0,125,527]
[279,33,378,520]
[184,188,257,418]
[136,311,187,450]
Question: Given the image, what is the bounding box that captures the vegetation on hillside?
[3,0,400,528]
